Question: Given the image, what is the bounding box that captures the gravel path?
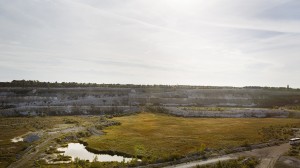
[165,143,290,168]
[164,156,234,168]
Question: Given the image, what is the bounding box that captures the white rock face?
[0,87,300,117]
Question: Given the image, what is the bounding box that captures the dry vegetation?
[83,112,300,162]
[0,116,99,168]
[1,112,300,167]
[0,117,63,167]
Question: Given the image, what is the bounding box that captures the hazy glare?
[0,0,300,87]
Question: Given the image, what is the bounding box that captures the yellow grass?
[84,112,300,159]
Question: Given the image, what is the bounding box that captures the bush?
[288,146,300,156]
[145,106,168,113]
[241,140,251,148]
[53,154,72,162]
[77,131,91,138]
[63,118,79,124]
[95,120,121,130]
[259,124,295,141]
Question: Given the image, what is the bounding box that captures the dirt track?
[164,156,234,168]
[8,126,84,168]
[237,143,290,168]
[165,143,290,168]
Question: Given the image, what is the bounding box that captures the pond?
[57,143,136,162]
[11,133,40,143]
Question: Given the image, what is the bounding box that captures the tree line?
[0,80,230,89]
[0,80,297,90]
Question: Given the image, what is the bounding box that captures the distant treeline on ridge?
[0,80,296,90]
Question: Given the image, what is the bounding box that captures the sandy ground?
[275,156,300,168]
[164,156,234,168]
[165,143,290,168]
[237,143,290,168]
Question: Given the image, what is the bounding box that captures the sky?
[0,0,300,87]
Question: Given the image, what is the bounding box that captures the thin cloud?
[0,0,299,87]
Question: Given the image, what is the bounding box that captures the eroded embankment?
[1,87,300,116]
[165,107,289,118]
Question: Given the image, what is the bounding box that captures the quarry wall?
[1,87,300,116]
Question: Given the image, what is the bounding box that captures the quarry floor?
[1,112,300,168]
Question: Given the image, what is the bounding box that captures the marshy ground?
[1,111,300,168]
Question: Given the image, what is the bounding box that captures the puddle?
[11,137,23,143]
[57,143,136,162]
[24,133,40,143]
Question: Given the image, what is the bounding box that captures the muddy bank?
[78,140,142,159]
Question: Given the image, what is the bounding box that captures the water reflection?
[57,143,135,162]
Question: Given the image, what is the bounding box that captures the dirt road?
[236,143,290,168]
[8,126,84,168]
[164,156,234,168]
[165,143,290,168]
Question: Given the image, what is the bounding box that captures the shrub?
[288,146,300,156]
[77,131,91,138]
[53,154,72,162]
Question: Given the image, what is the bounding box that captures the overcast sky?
[0,0,300,87]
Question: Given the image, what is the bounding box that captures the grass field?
[1,113,300,167]
[84,112,300,161]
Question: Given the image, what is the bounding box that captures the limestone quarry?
[1,87,300,118]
